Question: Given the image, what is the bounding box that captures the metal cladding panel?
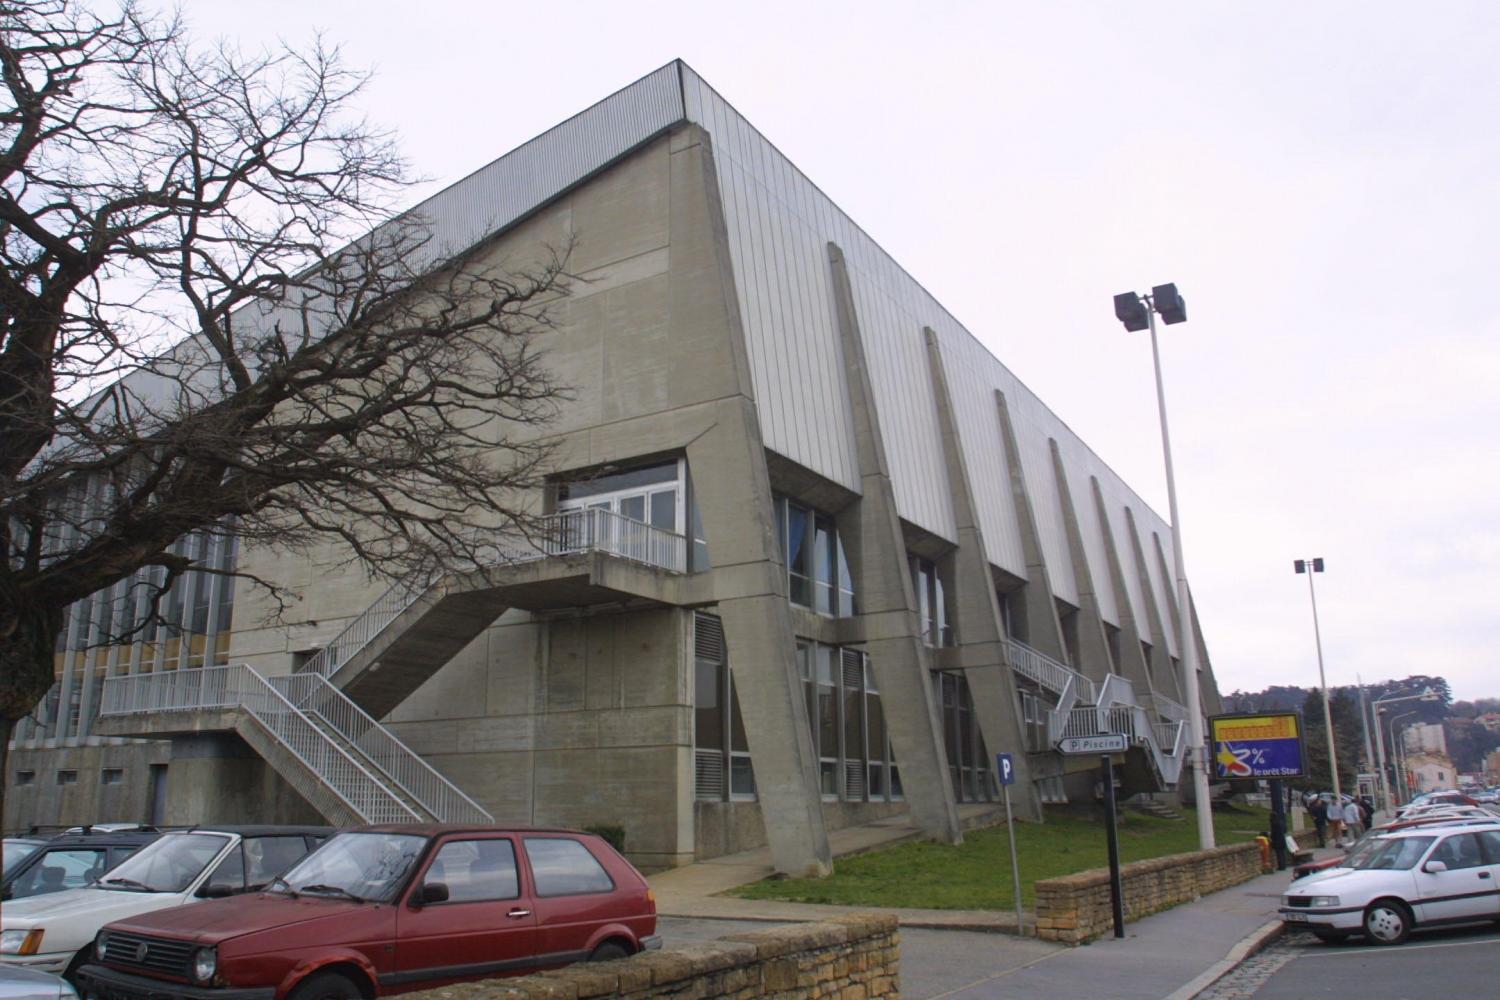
[1052,437,1120,626]
[1100,488,1150,636]
[405,63,685,266]
[932,330,1026,575]
[680,63,1177,607]
[1146,523,1183,659]
[682,69,861,494]
[844,266,955,538]
[75,64,688,428]
[1008,393,1079,606]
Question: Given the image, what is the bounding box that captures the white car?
[1281,824,1500,944]
[0,827,326,983]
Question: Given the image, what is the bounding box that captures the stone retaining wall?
[400,913,899,1000]
[1034,842,1262,943]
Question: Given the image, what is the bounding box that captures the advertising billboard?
[1208,712,1305,779]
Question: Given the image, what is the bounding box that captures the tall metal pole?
[1373,708,1389,815]
[1146,306,1214,849]
[1389,711,1416,806]
[1302,565,1341,808]
[1356,674,1375,774]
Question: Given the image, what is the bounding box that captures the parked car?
[0,826,329,984]
[0,966,77,1000]
[1281,824,1500,944]
[78,824,661,1000]
[3,829,162,903]
[2,841,47,880]
[1291,814,1500,879]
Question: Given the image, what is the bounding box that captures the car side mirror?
[199,883,237,898]
[1424,861,1448,873]
[413,882,448,907]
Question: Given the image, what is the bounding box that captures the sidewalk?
[649,818,1343,999]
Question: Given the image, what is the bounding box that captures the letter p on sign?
[996,752,1015,786]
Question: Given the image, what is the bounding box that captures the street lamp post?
[1387,710,1418,806]
[1371,688,1439,814]
[1112,283,1213,851]
[1293,558,1339,807]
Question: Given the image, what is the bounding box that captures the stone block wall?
[400,913,899,1000]
[1034,842,1261,943]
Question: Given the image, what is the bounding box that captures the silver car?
[0,967,77,1000]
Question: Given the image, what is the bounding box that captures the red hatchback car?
[77,825,659,1000]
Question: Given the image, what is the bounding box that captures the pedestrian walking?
[1326,797,1344,846]
[1308,796,1328,847]
[1342,799,1362,845]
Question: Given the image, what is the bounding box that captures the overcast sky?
[183,0,1500,702]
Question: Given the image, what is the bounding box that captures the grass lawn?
[729,804,1272,910]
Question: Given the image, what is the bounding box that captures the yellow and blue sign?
[1208,712,1305,779]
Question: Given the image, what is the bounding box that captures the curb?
[1163,919,1284,1000]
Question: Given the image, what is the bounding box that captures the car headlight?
[1307,895,1341,907]
[0,929,43,955]
[95,930,111,961]
[192,947,217,984]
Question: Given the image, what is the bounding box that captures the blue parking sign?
[996,752,1015,786]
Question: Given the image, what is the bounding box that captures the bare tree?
[0,1,570,803]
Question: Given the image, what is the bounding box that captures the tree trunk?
[0,602,64,831]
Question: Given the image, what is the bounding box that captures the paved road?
[1201,922,1500,998]
[658,917,1061,1000]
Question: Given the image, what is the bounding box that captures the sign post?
[1056,734,1128,938]
[1101,754,1125,938]
[996,753,1024,935]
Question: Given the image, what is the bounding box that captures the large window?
[693,613,754,801]
[797,641,901,802]
[772,495,855,616]
[911,556,953,647]
[557,458,709,570]
[935,671,995,803]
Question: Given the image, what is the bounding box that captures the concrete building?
[4,62,1221,875]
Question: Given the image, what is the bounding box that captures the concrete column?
[827,243,961,845]
[993,392,1069,662]
[1048,440,1118,687]
[673,128,831,877]
[922,328,1041,821]
[163,734,321,826]
[1089,478,1156,697]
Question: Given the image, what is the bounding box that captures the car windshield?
[99,833,230,892]
[1350,835,1436,871]
[2,840,41,877]
[1340,835,1386,868]
[272,832,425,902]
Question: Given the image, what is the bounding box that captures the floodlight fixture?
[1294,557,1326,574]
[1151,283,1187,324]
[1113,292,1150,332]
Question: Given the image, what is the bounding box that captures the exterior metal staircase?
[300,508,689,717]
[1007,638,1187,790]
[96,508,688,825]
[99,665,430,825]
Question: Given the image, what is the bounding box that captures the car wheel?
[1362,899,1412,945]
[62,947,92,988]
[1311,929,1348,944]
[289,971,363,1000]
[588,941,631,962]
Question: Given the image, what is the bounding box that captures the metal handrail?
[100,666,421,824]
[300,508,687,680]
[1008,639,1096,703]
[270,673,491,823]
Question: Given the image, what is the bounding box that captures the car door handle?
[507,907,532,918]
[1479,872,1491,879]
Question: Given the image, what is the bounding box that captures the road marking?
[1294,932,1500,958]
